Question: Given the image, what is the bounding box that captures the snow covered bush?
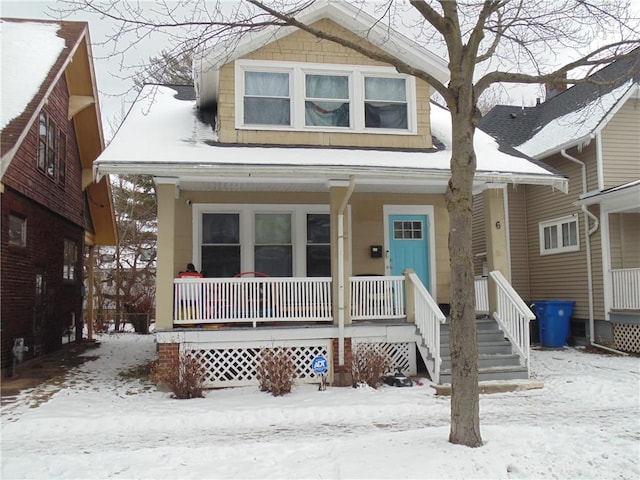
[256,347,296,396]
[151,351,204,399]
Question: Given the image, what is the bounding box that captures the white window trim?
[539,214,580,256]
[193,203,330,276]
[235,59,417,134]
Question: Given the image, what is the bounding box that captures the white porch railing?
[489,270,534,373]
[611,268,640,310]
[350,276,406,320]
[407,272,446,384]
[474,276,489,314]
[174,277,333,327]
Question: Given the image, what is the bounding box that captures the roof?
[577,180,640,213]
[480,49,640,159]
[193,0,450,107]
[95,84,568,194]
[0,17,117,245]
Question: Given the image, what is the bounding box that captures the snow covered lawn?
[1,333,638,479]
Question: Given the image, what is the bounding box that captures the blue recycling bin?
[532,300,575,347]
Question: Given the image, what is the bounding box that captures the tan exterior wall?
[471,193,486,277]
[216,18,432,149]
[524,146,605,321]
[173,189,451,305]
[609,212,640,269]
[601,98,640,189]
[506,186,531,300]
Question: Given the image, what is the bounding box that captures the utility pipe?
[337,175,355,366]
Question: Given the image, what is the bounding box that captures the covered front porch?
[579,180,640,353]
[163,270,533,388]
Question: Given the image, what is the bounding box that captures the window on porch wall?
[198,207,330,278]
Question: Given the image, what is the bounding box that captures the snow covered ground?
[1,333,638,480]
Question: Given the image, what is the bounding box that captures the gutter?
[560,149,622,353]
[337,175,355,367]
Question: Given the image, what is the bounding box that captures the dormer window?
[305,74,350,127]
[244,71,290,126]
[236,60,415,134]
[364,76,408,129]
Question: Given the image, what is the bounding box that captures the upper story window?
[37,111,66,185]
[244,71,290,125]
[236,60,416,134]
[539,215,579,255]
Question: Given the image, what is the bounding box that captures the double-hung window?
[364,76,408,129]
[197,204,330,277]
[37,111,66,184]
[243,71,290,126]
[237,60,415,133]
[9,215,27,247]
[305,74,350,127]
[539,215,579,255]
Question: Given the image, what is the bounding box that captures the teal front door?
[388,214,430,291]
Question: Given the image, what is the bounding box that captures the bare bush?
[151,351,204,399]
[256,348,296,396]
[351,344,389,389]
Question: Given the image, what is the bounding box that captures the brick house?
[1,18,117,367]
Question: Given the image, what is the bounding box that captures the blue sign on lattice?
[311,355,328,374]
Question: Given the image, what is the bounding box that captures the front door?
[387,214,430,292]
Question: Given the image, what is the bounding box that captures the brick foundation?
[331,337,353,387]
[156,343,180,381]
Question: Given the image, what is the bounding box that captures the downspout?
[337,176,355,367]
[560,149,624,354]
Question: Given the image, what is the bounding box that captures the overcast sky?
[2,0,639,141]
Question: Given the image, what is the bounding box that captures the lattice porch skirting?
[613,323,640,354]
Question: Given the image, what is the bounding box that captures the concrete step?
[440,340,513,356]
[440,353,521,372]
[438,365,529,384]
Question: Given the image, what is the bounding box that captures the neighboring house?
[94,1,567,387]
[0,19,117,368]
[477,50,640,353]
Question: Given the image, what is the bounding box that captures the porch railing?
[611,268,640,310]
[407,272,446,384]
[350,276,406,320]
[474,276,489,314]
[489,270,534,373]
[174,277,333,327]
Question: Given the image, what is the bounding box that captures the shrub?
[151,351,204,399]
[256,347,296,396]
[351,344,388,389]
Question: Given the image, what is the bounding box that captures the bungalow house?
[94,2,567,387]
[0,18,117,368]
[477,50,640,353]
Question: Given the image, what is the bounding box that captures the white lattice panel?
[352,340,415,375]
[613,323,640,354]
[183,342,330,388]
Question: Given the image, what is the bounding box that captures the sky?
[1,332,639,479]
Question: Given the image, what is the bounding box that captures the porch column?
[329,177,355,386]
[154,178,178,330]
[483,185,510,314]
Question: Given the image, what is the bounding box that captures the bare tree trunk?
[446,98,482,447]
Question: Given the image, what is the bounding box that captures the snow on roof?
[97,85,562,184]
[0,20,65,130]
[516,81,634,158]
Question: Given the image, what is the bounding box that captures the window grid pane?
[393,220,422,240]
